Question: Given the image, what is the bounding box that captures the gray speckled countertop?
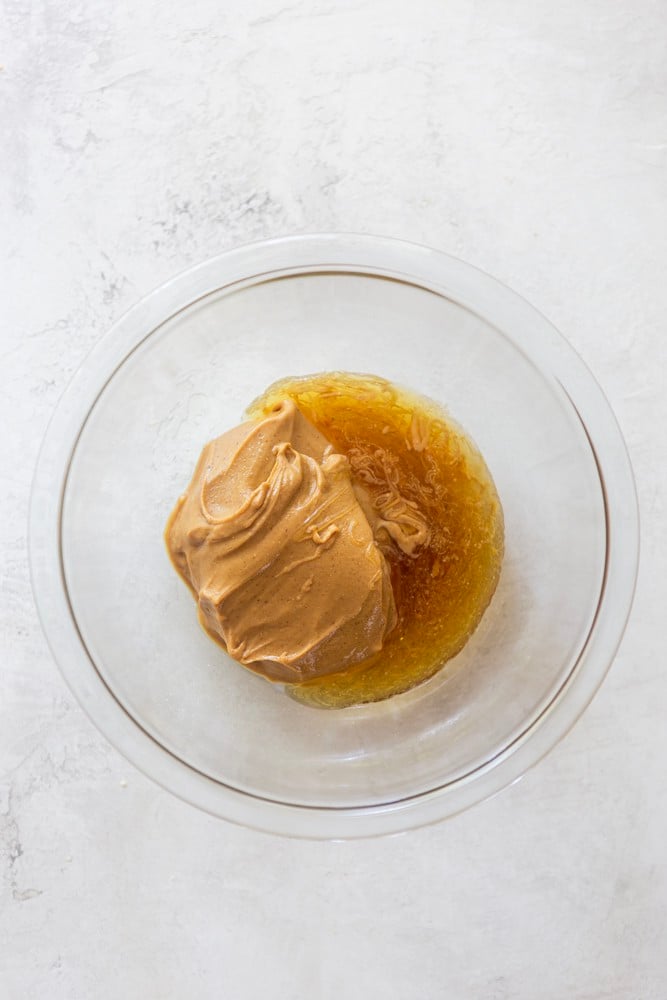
[2,2,666,997]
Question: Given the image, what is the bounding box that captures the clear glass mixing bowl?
[29,235,638,838]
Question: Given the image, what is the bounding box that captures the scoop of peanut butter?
[166,399,430,683]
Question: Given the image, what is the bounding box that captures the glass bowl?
[29,234,639,838]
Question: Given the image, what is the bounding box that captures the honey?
[248,372,504,708]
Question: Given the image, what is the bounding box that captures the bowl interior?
[61,271,606,808]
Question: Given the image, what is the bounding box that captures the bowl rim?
[29,233,640,838]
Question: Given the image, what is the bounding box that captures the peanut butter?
[165,399,428,683]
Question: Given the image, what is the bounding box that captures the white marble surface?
[2,1,666,996]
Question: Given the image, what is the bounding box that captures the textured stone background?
[2,1,666,997]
